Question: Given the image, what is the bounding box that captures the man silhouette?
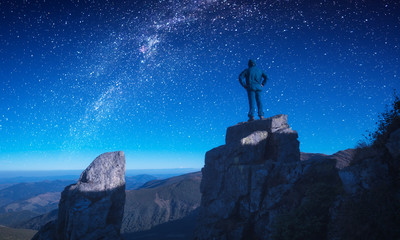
[239,59,268,121]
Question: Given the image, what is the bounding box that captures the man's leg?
[247,90,256,119]
[255,90,264,118]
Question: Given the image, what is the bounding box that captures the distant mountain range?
[0,180,75,228]
[0,168,199,184]
[125,174,157,190]
[0,180,75,213]
[0,170,202,239]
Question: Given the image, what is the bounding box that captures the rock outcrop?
[32,151,126,240]
[195,114,306,239]
[195,115,400,240]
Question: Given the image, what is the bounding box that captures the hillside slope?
[0,225,36,240]
[122,171,201,236]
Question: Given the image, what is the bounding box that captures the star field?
[1,0,399,170]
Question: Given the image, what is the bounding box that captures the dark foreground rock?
[195,115,400,240]
[32,151,126,240]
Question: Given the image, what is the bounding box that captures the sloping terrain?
[2,192,60,214]
[0,211,40,228]
[123,209,199,240]
[0,180,74,228]
[16,210,58,231]
[0,180,74,208]
[122,171,201,235]
[0,225,37,240]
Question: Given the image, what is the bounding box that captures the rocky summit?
[32,151,126,240]
[195,114,303,239]
[195,114,400,240]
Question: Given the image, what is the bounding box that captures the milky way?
[1,0,399,170]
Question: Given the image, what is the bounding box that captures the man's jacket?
[239,64,268,91]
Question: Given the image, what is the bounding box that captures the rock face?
[195,114,304,239]
[32,151,126,240]
[195,115,400,240]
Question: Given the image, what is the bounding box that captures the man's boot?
[248,116,255,122]
[259,116,265,120]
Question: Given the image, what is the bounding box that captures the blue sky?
[1,0,399,170]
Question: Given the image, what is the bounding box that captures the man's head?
[248,59,256,67]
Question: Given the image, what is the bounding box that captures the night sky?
[1,0,399,170]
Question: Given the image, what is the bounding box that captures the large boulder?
[33,151,126,240]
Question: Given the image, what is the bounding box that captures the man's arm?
[261,71,268,87]
[238,70,248,88]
